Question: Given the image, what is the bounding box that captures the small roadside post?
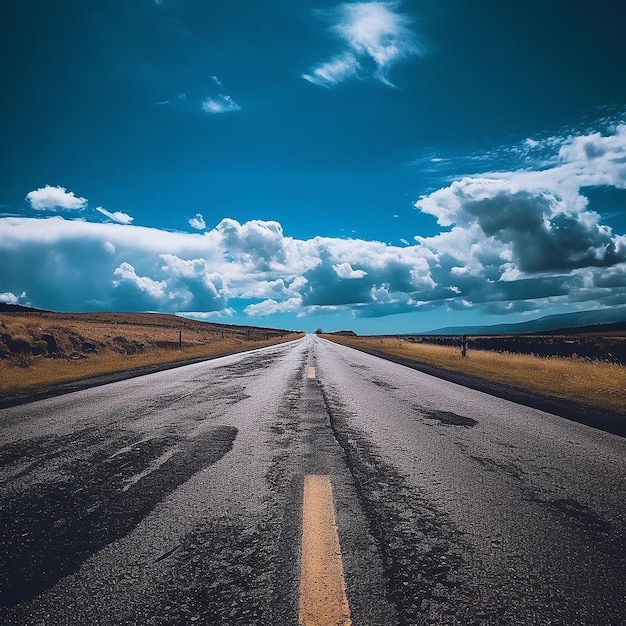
[461,334,468,357]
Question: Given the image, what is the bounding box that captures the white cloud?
[96,207,134,225]
[333,262,368,279]
[304,1,422,87]
[415,124,626,275]
[239,278,292,300]
[113,262,166,301]
[3,122,626,323]
[302,53,360,87]
[26,185,87,211]
[0,291,26,305]
[0,212,616,318]
[188,213,206,230]
[178,309,235,320]
[202,94,241,114]
[245,297,303,317]
[215,218,301,272]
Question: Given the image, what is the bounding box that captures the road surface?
[0,335,624,625]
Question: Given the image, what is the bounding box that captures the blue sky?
[1,0,626,333]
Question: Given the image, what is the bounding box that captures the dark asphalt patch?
[223,355,278,377]
[423,410,478,427]
[524,494,626,596]
[469,455,527,481]
[550,498,613,535]
[371,378,399,391]
[150,516,278,625]
[528,494,620,546]
[0,426,237,609]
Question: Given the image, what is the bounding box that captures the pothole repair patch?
[423,410,478,427]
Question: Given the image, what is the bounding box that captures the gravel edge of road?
[335,344,626,439]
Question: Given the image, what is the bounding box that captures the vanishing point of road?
[1,335,624,625]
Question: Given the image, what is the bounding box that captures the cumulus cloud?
[0,208,623,321]
[245,297,303,317]
[0,291,27,305]
[26,185,87,211]
[158,254,228,310]
[3,124,626,323]
[215,218,292,271]
[188,213,206,230]
[303,1,422,87]
[0,217,224,313]
[96,207,134,225]
[0,215,433,317]
[416,124,626,276]
[113,262,166,305]
[333,262,368,279]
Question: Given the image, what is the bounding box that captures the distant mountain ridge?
[422,308,626,335]
[0,303,48,313]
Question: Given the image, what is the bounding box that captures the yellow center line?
[298,474,352,626]
[307,366,316,379]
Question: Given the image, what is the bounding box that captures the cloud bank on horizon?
[2,122,626,328]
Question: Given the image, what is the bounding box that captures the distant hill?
[0,308,299,368]
[422,307,626,335]
[0,303,48,313]
[0,306,297,336]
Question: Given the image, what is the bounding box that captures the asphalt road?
[0,335,624,625]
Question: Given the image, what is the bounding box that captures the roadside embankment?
[0,310,303,407]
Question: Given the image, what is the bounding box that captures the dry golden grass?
[0,337,301,396]
[324,335,626,414]
[0,311,303,397]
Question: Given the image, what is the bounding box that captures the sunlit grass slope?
[0,311,303,397]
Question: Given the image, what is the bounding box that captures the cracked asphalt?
[0,335,624,625]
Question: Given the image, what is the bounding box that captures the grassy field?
[324,334,626,415]
[390,330,626,364]
[4,309,625,416]
[0,310,303,397]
